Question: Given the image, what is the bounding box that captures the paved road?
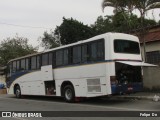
[0,94,159,120]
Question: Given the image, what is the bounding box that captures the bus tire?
[63,85,75,103]
[15,85,21,98]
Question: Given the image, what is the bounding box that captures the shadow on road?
[8,95,132,106]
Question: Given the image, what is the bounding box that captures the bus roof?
[8,32,138,63]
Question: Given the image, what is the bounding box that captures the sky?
[0,0,159,51]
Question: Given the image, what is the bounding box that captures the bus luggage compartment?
[111,62,143,94]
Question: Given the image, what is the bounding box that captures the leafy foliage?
[39,31,60,49]
[102,0,160,27]
[0,35,37,65]
[40,15,158,49]
[40,17,95,49]
[102,0,135,14]
[92,13,157,34]
[54,17,94,45]
[91,16,114,35]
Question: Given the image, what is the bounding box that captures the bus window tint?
[97,41,104,60]
[73,46,81,64]
[56,50,63,66]
[52,52,56,67]
[31,56,37,70]
[25,58,29,70]
[12,61,16,73]
[20,59,25,70]
[42,54,48,66]
[91,42,97,61]
[49,53,53,65]
[82,44,88,63]
[114,40,140,54]
[8,63,12,77]
[37,56,40,69]
[63,49,69,65]
[16,61,20,71]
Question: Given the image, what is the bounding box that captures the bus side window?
[8,62,12,77]
[49,53,53,65]
[16,60,20,71]
[56,50,63,66]
[31,56,37,70]
[63,49,69,65]
[42,53,49,66]
[68,47,73,64]
[88,39,104,62]
[97,40,104,60]
[12,61,16,73]
[52,52,56,68]
[25,58,29,70]
[37,55,40,69]
[82,44,88,63]
[90,42,97,61]
[73,46,81,64]
[20,59,25,71]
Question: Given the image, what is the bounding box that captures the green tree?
[92,13,157,34]
[91,15,113,35]
[54,17,94,45]
[40,17,94,48]
[102,0,135,14]
[102,0,160,19]
[133,0,160,25]
[39,30,60,49]
[112,12,130,32]
[113,12,157,32]
[102,0,135,30]
[0,35,37,65]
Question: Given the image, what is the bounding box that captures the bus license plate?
[128,87,133,91]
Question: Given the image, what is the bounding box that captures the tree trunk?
[140,12,147,62]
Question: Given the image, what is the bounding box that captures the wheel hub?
[16,89,20,97]
[65,89,72,100]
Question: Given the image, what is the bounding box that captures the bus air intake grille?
[87,79,101,92]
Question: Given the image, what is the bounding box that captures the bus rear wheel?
[15,86,21,98]
[63,85,75,103]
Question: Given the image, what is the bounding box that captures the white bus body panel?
[8,62,113,97]
[54,62,112,97]
[7,33,142,98]
[8,65,53,95]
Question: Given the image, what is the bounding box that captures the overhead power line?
[0,22,52,29]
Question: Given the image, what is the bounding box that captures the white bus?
[6,33,155,102]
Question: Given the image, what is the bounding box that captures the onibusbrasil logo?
[2,112,42,117]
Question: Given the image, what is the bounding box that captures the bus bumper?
[111,83,143,94]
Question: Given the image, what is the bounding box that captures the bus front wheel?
[15,86,21,98]
[63,85,75,103]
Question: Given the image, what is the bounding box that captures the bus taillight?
[110,76,118,85]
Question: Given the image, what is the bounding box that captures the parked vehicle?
[6,33,155,102]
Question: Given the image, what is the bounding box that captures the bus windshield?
[114,39,140,54]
